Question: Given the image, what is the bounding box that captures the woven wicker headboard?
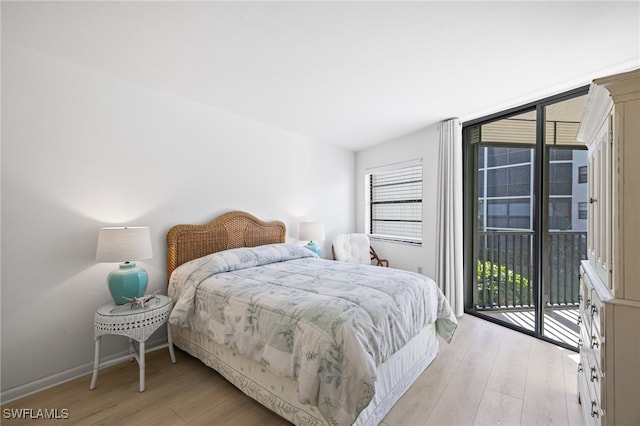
[166,210,286,280]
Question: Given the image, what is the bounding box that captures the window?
[486,198,531,229]
[366,160,422,244]
[478,146,533,230]
[549,197,572,230]
[549,162,573,195]
[578,166,587,183]
[578,202,588,220]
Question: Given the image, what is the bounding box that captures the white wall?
[356,125,440,277]
[1,43,355,399]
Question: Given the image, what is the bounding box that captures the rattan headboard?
[166,210,286,280]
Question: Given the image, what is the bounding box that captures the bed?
[166,210,457,426]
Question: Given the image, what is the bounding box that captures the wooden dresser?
[576,68,640,425]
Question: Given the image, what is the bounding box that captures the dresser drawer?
[579,262,609,425]
[578,364,603,426]
[581,349,605,407]
[589,289,605,337]
[580,269,592,317]
[580,267,594,333]
[590,327,603,369]
[582,324,604,367]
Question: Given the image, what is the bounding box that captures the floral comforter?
[169,244,457,425]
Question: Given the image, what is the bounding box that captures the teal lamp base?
[305,241,321,256]
[107,262,149,305]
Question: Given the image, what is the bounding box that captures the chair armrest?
[370,246,389,267]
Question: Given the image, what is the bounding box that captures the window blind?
[367,161,422,244]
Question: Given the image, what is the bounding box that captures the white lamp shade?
[298,222,325,242]
[96,227,153,262]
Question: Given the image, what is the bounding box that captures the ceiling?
[2,1,639,151]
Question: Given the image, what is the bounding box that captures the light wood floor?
[1,315,584,425]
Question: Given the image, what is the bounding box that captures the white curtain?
[436,118,464,317]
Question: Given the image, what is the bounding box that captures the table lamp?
[299,221,325,256]
[96,226,153,305]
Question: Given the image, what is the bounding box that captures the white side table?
[89,294,176,392]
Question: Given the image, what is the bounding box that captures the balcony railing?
[475,230,587,310]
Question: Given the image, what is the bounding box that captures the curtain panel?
[436,119,464,317]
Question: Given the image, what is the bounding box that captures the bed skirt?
[171,324,439,426]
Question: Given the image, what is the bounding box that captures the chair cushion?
[333,234,371,264]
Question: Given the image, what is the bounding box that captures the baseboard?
[0,337,167,404]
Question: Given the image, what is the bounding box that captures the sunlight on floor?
[484,308,579,348]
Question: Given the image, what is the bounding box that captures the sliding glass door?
[463,89,588,349]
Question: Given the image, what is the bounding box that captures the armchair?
[331,233,389,267]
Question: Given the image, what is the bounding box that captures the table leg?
[89,336,101,390]
[167,324,176,364]
[139,340,145,392]
[128,338,136,362]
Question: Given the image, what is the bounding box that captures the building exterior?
[476,127,588,234]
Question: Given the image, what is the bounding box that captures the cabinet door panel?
[588,116,612,289]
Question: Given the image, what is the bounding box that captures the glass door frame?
[462,86,589,351]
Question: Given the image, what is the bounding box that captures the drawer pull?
[591,400,599,417]
[591,304,597,316]
[590,366,598,382]
[578,362,584,373]
[591,335,600,349]
[589,197,598,204]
